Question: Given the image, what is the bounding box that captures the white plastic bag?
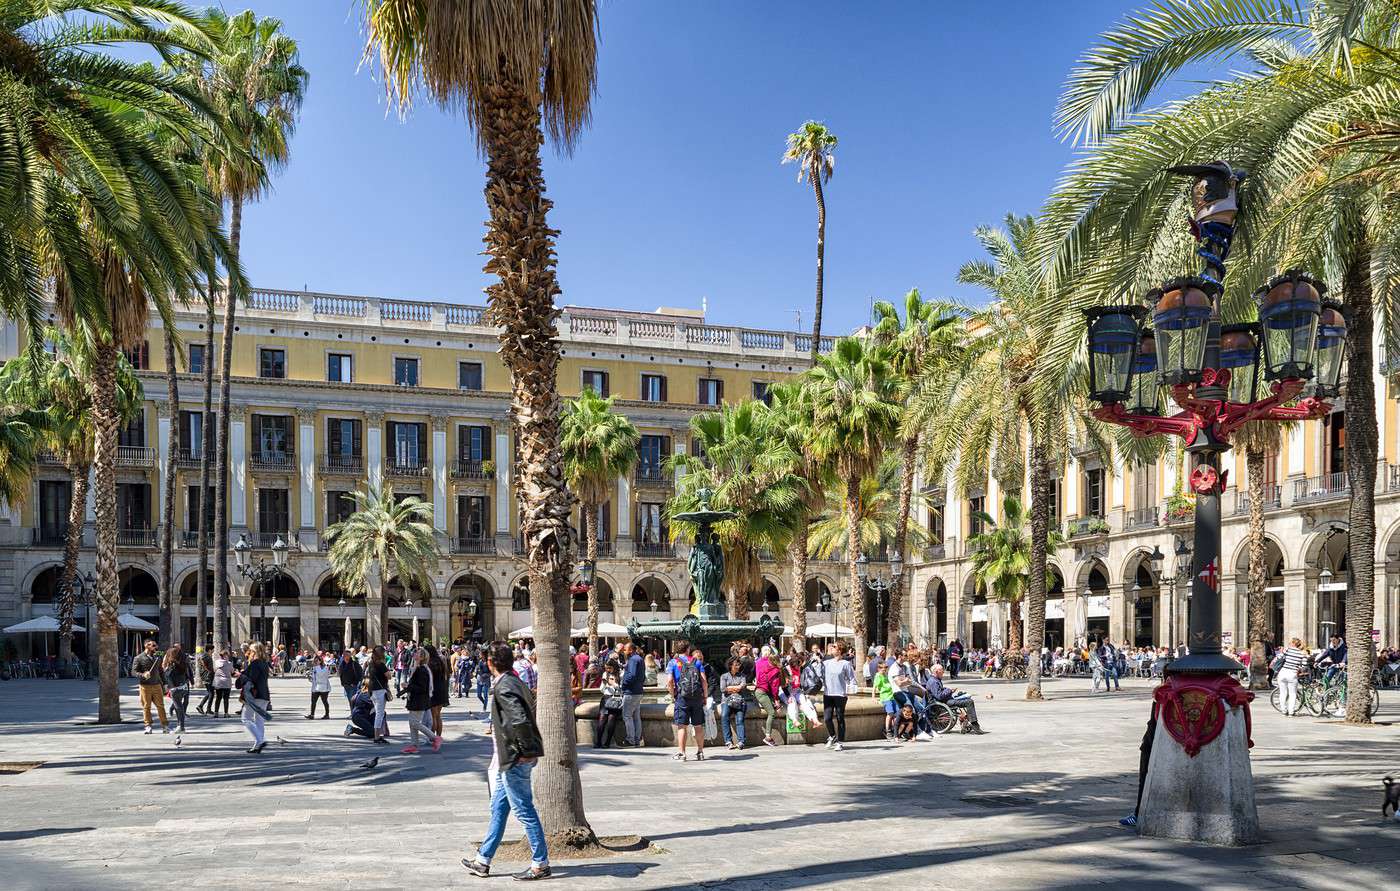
[799,694,819,724]
[703,701,718,741]
[786,696,800,725]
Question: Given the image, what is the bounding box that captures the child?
[895,703,917,741]
[873,660,896,739]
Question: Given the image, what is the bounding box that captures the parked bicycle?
[1320,670,1381,719]
[1269,672,1324,717]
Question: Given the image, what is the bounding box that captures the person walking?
[753,648,785,748]
[620,642,646,747]
[306,658,332,719]
[461,643,549,881]
[668,646,709,762]
[428,644,450,737]
[367,645,392,744]
[822,641,856,751]
[1274,636,1310,716]
[194,647,215,716]
[719,658,749,750]
[211,648,234,717]
[132,639,170,734]
[947,639,963,678]
[1098,639,1121,692]
[338,648,363,708]
[236,642,272,754]
[400,648,443,754]
[393,640,411,695]
[163,644,193,737]
[473,650,491,714]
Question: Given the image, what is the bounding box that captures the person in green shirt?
[872,660,896,740]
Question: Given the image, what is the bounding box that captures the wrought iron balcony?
[116,445,156,468]
[923,543,946,561]
[249,448,296,471]
[181,529,215,548]
[636,541,675,558]
[1068,515,1110,538]
[634,464,670,487]
[1390,464,1400,492]
[1292,472,1349,505]
[35,449,65,467]
[385,455,430,478]
[117,528,157,548]
[1124,506,1158,530]
[252,531,290,548]
[32,527,68,546]
[451,458,494,481]
[451,536,497,555]
[174,447,205,468]
[318,453,364,475]
[1234,485,1282,514]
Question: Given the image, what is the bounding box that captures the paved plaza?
[0,675,1395,889]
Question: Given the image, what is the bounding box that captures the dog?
[1385,777,1399,820]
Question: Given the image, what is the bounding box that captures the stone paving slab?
[0,675,1395,889]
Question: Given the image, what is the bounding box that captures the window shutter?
[178,412,190,450]
[660,375,668,402]
[601,372,610,397]
[480,427,492,461]
[252,415,263,447]
[717,379,724,403]
[327,419,341,455]
[417,423,427,463]
[351,420,362,456]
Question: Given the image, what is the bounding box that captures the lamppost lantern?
[1219,323,1261,405]
[271,535,289,567]
[1084,305,1148,403]
[889,550,904,582]
[855,553,869,583]
[1151,276,1219,385]
[234,534,250,569]
[818,588,832,613]
[1254,270,1324,382]
[1148,545,1165,575]
[649,597,659,616]
[1131,581,1142,597]
[269,595,279,609]
[576,558,594,588]
[1127,331,1163,416]
[1313,300,1347,398]
[466,598,478,617]
[1319,565,1334,585]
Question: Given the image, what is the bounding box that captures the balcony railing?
[1293,472,1349,505]
[923,543,946,561]
[174,447,205,468]
[318,453,364,475]
[1124,506,1158,530]
[385,455,430,478]
[636,540,675,558]
[32,527,68,546]
[117,528,157,548]
[451,458,493,480]
[249,448,295,471]
[35,449,64,467]
[1389,464,1400,492]
[116,445,155,468]
[1234,485,1282,515]
[252,531,290,548]
[181,529,215,548]
[452,536,497,555]
[635,465,670,486]
[1068,515,1110,538]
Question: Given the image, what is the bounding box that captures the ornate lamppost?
[234,534,288,648]
[855,552,903,649]
[1082,161,1347,845]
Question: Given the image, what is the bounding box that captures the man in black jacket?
[462,643,550,881]
[338,650,363,707]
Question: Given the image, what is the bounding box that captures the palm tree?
[923,214,1118,700]
[871,290,966,648]
[806,338,901,674]
[362,0,601,844]
[1046,0,1398,722]
[325,485,440,642]
[1233,422,1284,690]
[159,329,180,647]
[670,401,803,619]
[967,495,1064,654]
[561,388,639,656]
[767,381,830,653]
[783,121,838,362]
[806,457,926,565]
[172,9,307,651]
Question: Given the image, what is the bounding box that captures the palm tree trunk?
[1024,435,1048,701]
[845,474,866,678]
[1008,596,1023,652]
[93,341,121,723]
[790,521,809,654]
[1245,446,1271,690]
[809,167,826,363]
[213,198,242,650]
[57,463,89,662]
[886,433,918,649]
[159,331,179,648]
[585,501,598,658]
[196,287,216,649]
[1343,242,1377,724]
[481,81,592,846]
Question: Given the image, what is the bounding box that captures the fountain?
[626,488,781,657]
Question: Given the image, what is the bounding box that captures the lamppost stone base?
[1139,706,1259,846]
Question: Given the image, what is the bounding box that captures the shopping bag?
[799,694,819,724]
[785,697,807,735]
[703,702,719,741]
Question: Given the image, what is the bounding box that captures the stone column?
[431,415,448,534]
[300,598,320,652]
[1281,568,1309,645]
[1110,582,1131,644]
[494,430,510,547]
[230,591,252,646]
[297,408,316,547]
[366,410,384,490]
[156,400,172,523]
[430,598,450,644]
[616,471,633,557]
[229,406,247,529]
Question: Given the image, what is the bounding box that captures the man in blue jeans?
[462,644,550,881]
[1098,639,1121,692]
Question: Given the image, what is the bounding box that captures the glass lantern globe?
[1219,323,1261,405]
[1151,276,1219,385]
[1254,270,1323,382]
[1313,300,1347,398]
[1126,331,1162,415]
[1084,306,1147,404]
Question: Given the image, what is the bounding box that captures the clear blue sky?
[238,1,1139,335]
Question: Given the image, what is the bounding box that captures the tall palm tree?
[159,329,180,647]
[783,121,838,363]
[767,381,830,653]
[670,401,803,620]
[967,495,1064,653]
[924,214,1118,700]
[172,9,307,651]
[362,0,601,844]
[561,387,639,656]
[806,457,926,565]
[871,289,966,648]
[1046,0,1398,722]
[1234,422,1284,690]
[807,338,901,674]
[325,485,440,642]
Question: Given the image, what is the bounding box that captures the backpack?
[800,661,824,694]
[676,659,702,699]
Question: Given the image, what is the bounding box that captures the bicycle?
[1269,673,1324,716]
[1320,670,1381,719]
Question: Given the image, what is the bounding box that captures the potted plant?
[480,459,496,477]
[1164,492,1195,524]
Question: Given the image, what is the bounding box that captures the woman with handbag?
[719,658,749,749]
[594,660,624,748]
[211,648,234,717]
[163,644,193,737]
[398,648,443,754]
[426,644,450,736]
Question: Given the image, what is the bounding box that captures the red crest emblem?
[1153,675,1254,757]
[1198,558,1218,593]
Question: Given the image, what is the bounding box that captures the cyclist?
[1317,635,1347,685]
[926,664,986,734]
[1273,637,1309,716]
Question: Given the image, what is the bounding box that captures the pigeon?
[174,736,182,748]
[276,736,287,745]
[360,757,379,770]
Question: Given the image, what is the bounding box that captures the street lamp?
[855,552,902,647]
[1079,160,1344,845]
[235,532,288,648]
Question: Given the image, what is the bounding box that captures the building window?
[640,373,666,402]
[252,414,292,458]
[327,352,353,383]
[637,502,667,545]
[393,357,419,387]
[257,488,289,534]
[458,425,493,463]
[326,490,355,527]
[258,348,286,379]
[38,480,71,543]
[122,341,149,370]
[637,434,670,480]
[752,381,772,404]
[458,495,490,540]
[1048,477,1061,529]
[459,361,484,391]
[188,343,205,375]
[697,377,723,406]
[388,420,427,468]
[581,369,609,396]
[576,501,610,545]
[178,410,206,457]
[1084,467,1105,518]
[326,418,362,457]
[1132,463,1156,510]
[186,484,214,533]
[117,482,151,530]
[927,506,943,544]
[118,413,146,448]
[968,495,986,539]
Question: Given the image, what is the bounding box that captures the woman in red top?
[753,650,785,747]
